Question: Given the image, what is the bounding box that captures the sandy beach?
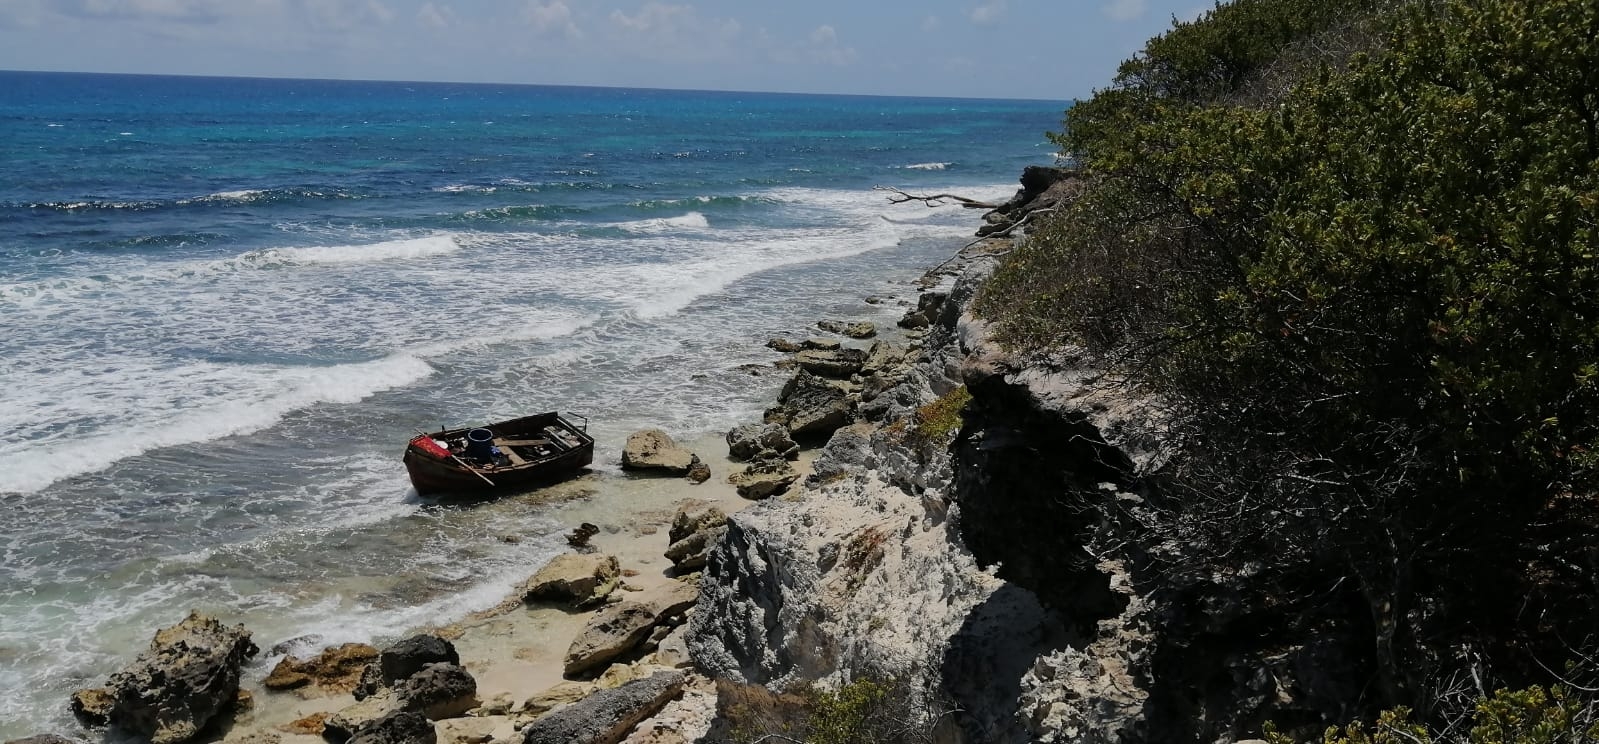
[210,429,816,744]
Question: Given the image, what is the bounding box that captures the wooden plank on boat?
[493,440,528,465]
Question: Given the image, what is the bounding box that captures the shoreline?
[218,428,806,744]
[30,174,1047,744]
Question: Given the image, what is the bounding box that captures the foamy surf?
[0,234,464,304]
[617,211,711,232]
[0,354,436,494]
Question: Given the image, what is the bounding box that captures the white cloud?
[299,0,392,31]
[805,24,853,66]
[416,2,453,28]
[524,0,579,38]
[969,0,1004,24]
[1101,0,1147,22]
[607,3,742,62]
[920,15,940,32]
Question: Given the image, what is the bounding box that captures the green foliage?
[911,386,972,445]
[803,679,892,744]
[982,0,1599,715]
[1266,687,1599,743]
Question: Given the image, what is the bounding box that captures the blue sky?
[0,0,1211,99]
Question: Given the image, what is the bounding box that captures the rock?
[685,457,711,484]
[764,371,853,438]
[70,612,258,744]
[619,430,695,475]
[563,603,659,677]
[346,710,436,744]
[725,423,799,462]
[519,681,595,717]
[665,507,728,571]
[519,671,685,744]
[792,348,866,378]
[282,712,330,735]
[474,692,515,717]
[650,623,694,669]
[897,291,948,329]
[325,692,398,743]
[264,643,379,693]
[393,663,478,720]
[69,688,113,727]
[817,320,877,339]
[764,337,803,353]
[802,338,841,351]
[896,309,930,329]
[728,461,801,500]
[355,635,460,701]
[861,341,907,376]
[565,523,600,549]
[523,554,621,607]
[668,507,728,545]
[634,580,699,621]
[663,526,725,571]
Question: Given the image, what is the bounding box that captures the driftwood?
[874,186,1001,210]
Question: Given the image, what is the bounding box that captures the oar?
[416,431,497,487]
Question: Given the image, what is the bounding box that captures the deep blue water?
[0,70,1063,737]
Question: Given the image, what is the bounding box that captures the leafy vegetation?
[911,386,972,445]
[1266,686,1599,743]
[979,0,1599,733]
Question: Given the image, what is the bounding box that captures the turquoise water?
[0,70,1063,737]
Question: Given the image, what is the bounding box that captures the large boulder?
[725,423,798,462]
[792,348,866,378]
[727,461,801,500]
[563,603,659,678]
[264,643,379,693]
[392,663,478,720]
[764,371,853,438]
[354,635,459,701]
[619,430,695,475]
[70,612,258,744]
[817,320,877,339]
[520,671,685,744]
[523,554,621,607]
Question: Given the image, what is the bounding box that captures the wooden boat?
[404,412,594,496]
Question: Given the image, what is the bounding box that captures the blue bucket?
[465,428,496,461]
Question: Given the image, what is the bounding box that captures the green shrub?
[911,386,972,445]
[1265,686,1599,743]
[982,0,1599,713]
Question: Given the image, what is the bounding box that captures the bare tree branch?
[874,186,1003,209]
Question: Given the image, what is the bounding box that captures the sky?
[0,0,1213,100]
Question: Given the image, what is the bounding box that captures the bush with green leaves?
[981,0,1599,718]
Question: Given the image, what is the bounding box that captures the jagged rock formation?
[70,611,259,744]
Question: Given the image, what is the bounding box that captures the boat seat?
[494,438,548,447]
[492,439,528,466]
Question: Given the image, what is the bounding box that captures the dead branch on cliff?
[874,186,1001,210]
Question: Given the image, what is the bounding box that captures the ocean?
[0,70,1062,737]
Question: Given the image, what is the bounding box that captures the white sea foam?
[617,211,710,232]
[901,162,952,170]
[0,234,463,304]
[0,354,436,494]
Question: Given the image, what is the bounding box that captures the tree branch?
[874,186,1002,209]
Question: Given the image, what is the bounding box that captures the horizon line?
[0,67,1075,105]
